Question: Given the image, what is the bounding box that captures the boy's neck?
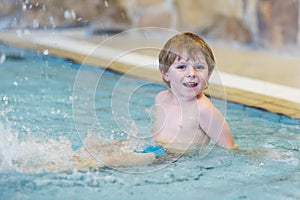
[170,90,203,104]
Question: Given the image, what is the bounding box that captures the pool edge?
[0,29,299,119]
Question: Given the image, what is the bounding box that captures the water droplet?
[71,10,76,19]
[22,4,27,11]
[13,81,18,87]
[110,134,114,140]
[33,19,39,28]
[64,10,76,19]
[0,53,6,64]
[49,16,56,28]
[104,0,109,7]
[16,30,22,38]
[24,29,30,35]
[2,96,9,105]
[69,95,78,101]
[64,10,71,19]
[43,49,49,55]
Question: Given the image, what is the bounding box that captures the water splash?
[0,115,152,173]
[0,121,18,170]
[0,107,79,172]
[0,120,77,172]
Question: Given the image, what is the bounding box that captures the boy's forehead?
[174,50,206,63]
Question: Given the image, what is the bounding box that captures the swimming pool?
[0,46,299,199]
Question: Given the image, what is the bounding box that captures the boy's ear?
[160,69,170,82]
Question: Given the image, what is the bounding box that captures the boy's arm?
[199,100,237,149]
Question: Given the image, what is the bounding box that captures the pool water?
[0,46,299,199]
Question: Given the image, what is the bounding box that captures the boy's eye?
[176,65,187,70]
[195,65,205,70]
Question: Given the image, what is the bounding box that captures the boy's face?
[161,51,211,99]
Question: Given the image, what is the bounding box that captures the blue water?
[0,46,299,199]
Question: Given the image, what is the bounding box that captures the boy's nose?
[187,67,196,78]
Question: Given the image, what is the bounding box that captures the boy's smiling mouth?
[183,82,198,88]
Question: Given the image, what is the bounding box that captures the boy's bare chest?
[162,105,200,131]
[154,103,209,144]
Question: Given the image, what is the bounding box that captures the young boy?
[152,32,237,153]
[92,32,237,160]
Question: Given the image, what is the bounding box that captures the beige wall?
[0,0,299,50]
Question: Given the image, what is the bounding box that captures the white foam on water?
[0,120,79,172]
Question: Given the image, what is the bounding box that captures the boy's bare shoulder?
[197,94,225,122]
[155,90,170,104]
[197,95,215,114]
